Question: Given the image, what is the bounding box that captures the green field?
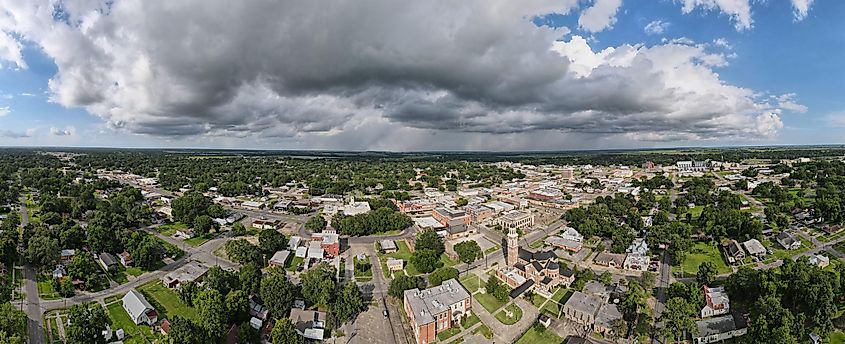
[515,327,562,344]
[459,274,482,293]
[354,256,373,282]
[475,293,506,313]
[436,326,462,341]
[552,288,573,303]
[184,235,211,247]
[461,313,480,329]
[472,324,494,339]
[106,301,158,344]
[531,294,548,308]
[138,281,196,320]
[37,276,61,300]
[830,331,845,344]
[672,242,731,277]
[495,303,523,325]
[157,222,187,236]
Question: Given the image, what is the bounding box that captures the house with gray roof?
[693,313,748,344]
[122,289,158,325]
[562,291,602,327]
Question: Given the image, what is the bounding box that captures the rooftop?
[404,279,470,325]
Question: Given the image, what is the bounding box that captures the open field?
[672,242,732,277]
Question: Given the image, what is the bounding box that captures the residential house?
[268,250,291,268]
[701,286,730,318]
[594,304,624,336]
[693,313,748,344]
[289,308,326,341]
[98,252,118,272]
[122,289,158,325]
[594,252,626,268]
[721,240,745,264]
[387,258,404,272]
[380,240,398,253]
[311,232,340,257]
[809,254,830,268]
[404,279,472,344]
[60,249,76,263]
[119,251,133,267]
[626,239,648,256]
[161,262,209,289]
[776,232,801,250]
[560,227,584,243]
[742,239,766,257]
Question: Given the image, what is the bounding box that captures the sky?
[0,0,843,151]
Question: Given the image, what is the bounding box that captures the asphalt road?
[20,196,46,344]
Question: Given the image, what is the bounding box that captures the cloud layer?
[0,0,809,149]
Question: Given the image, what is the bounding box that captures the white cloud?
[0,31,27,69]
[776,93,808,113]
[791,0,814,20]
[578,0,623,33]
[50,126,75,136]
[644,20,670,35]
[712,37,732,49]
[0,0,800,149]
[0,106,9,117]
[677,0,753,30]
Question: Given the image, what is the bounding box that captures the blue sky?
[0,0,842,150]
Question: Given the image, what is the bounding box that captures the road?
[363,244,408,344]
[20,195,45,344]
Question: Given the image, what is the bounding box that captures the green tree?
[305,214,327,232]
[130,235,165,269]
[204,266,238,296]
[195,289,227,338]
[193,215,213,236]
[696,261,717,286]
[225,289,250,324]
[260,269,297,318]
[454,241,481,264]
[388,275,425,299]
[166,315,207,344]
[0,304,26,341]
[66,302,111,344]
[410,249,441,274]
[67,254,98,282]
[271,318,305,344]
[415,230,445,255]
[171,192,213,226]
[428,267,459,286]
[333,282,365,325]
[659,297,697,342]
[238,262,262,295]
[455,198,468,207]
[25,235,59,271]
[258,228,287,255]
[301,263,337,306]
[225,239,264,266]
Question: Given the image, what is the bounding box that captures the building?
[465,205,495,224]
[497,210,534,231]
[594,304,624,335]
[594,252,626,268]
[776,232,801,250]
[528,188,564,201]
[252,219,284,230]
[626,239,648,256]
[432,208,470,228]
[501,226,572,297]
[289,308,326,341]
[161,262,209,289]
[122,290,158,325]
[560,227,584,243]
[119,251,133,267]
[742,239,766,257]
[387,258,404,272]
[545,236,582,252]
[721,240,745,264]
[701,286,730,318]
[677,160,711,172]
[623,254,649,271]
[98,252,118,271]
[404,279,472,344]
[397,199,437,216]
[242,201,265,210]
[562,291,601,327]
[693,313,748,344]
[268,250,291,268]
[60,249,76,263]
[311,232,340,257]
[343,201,371,216]
[444,224,476,239]
[380,240,398,253]
[809,254,830,268]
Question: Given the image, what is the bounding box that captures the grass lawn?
[461,314,480,329]
[37,276,61,300]
[459,274,482,293]
[378,240,421,277]
[157,222,187,236]
[353,256,373,282]
[688,206,704,218]
[531,294,548,308]
[551,288,572,303]
[138,281,196,320]
[436,326,462,341]
[515,327,562,344]
[125,266,146,277]
[672,242,731,277]
[541,301,560,317]
[106,302,158,344]
[483,245,500,256]
[830,331,845,344]
[440,254,459,267]
[184,235,211,247]
[529,236,547,249]
[494,303,523,325]
[286,256,304,272]
[109,269,129,284]
[472,324,494,339]
[475,292,506,313]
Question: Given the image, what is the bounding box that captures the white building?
[122,290,158,325]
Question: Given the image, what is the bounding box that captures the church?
[496,226,574,298]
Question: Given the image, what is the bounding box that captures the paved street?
[19,196,45,344]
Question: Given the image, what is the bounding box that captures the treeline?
[331,201,412,236]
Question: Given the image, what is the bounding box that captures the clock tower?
[506,227,519,267]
